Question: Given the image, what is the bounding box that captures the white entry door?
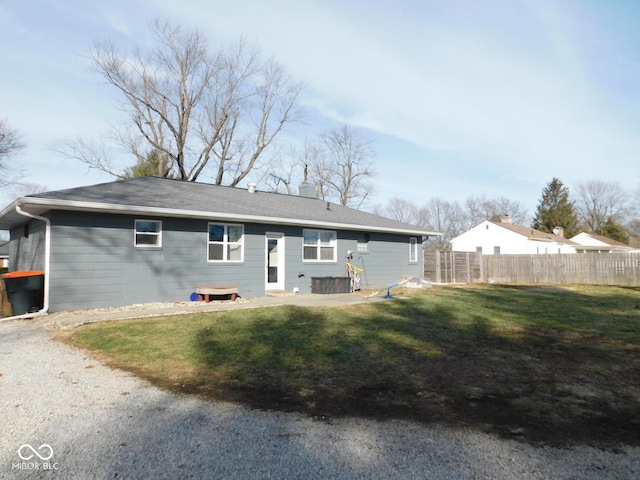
[265,232,285,291]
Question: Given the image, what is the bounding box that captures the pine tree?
[598,217,629,244]
[123,149,175,179]
[532,178,579,238]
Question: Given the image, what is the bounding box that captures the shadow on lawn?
[192,286,640,446]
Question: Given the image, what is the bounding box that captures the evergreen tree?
[532,178,579,238]
[597,217,629,244]
[123,149,175,179]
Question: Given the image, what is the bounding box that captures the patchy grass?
[58,284,640,447]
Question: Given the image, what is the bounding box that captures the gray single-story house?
[0,177,439,313]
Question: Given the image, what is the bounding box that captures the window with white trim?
[208,223,244,262]
[409,237,418,262]
[303,229,336,262]
[135,219,162,247]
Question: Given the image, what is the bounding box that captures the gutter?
[0,205,50,322]
[14,197,440,238]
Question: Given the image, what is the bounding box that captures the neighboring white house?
[569,232,634,253]
[450,217,578,254]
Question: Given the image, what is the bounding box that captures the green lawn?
[60,284,640,446]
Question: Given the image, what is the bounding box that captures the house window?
[409,237,418,262]
[208,223,244,262]
[357,233,370,253]
[476,246,482,254]
[494,246,501,254]
[303,229,336,262]
[135,219,162,247]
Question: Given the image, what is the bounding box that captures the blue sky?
[1,0,639,215]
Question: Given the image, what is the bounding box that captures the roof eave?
[10,198,440,237]
[0,199,22,230]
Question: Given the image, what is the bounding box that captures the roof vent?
[552,226,564,237]
[247,182,257,194]
[500,215,513,224]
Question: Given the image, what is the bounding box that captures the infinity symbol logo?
[17,444,54,461]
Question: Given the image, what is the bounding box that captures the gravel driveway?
[1,318,639,479]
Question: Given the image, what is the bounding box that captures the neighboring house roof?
[490,222,579,246]
[0,177,438,237]
[569,232,633,252]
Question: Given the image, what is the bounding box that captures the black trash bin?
[2,271,45,315]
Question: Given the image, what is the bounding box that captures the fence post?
[452,251,456,283]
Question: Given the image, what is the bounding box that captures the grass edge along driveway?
[59,284,640,447]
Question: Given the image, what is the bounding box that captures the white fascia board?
[17,198,440,237]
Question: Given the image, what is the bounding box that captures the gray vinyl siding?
[44,211,423,312]
[9,219,46,272]
[338,231,424,289]
[47,212,268,311]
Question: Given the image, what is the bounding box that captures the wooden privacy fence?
[424,251,484,284]
[424,251,640,286]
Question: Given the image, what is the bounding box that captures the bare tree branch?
[0,118,26,186]
[308,125,376,208]
[61,20,303,184]
[575,179,629,232]
[51,136,124,178]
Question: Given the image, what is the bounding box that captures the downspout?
[0,205,51,322]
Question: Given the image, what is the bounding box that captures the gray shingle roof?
[2,177,437,236]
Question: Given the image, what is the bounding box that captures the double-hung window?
[135,219,162,247]
[303,229,336,262]
[409,237,418,263]
[208,223,244,262]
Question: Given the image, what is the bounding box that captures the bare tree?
[308,125,376,208]
[377,197,421,224]
[574,179,629,232]
[54,136,122,177]
[377,193,528,249]
[58,20,303,184]
[264,141,321,195]
[463,195,529,229]
[6,182,48,199]
[1,182,48,212]
[490,197,529,224]
[0,118,26,187]
[462,196,492,229]
[422,198,465,249]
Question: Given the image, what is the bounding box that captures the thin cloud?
[1,0,638,208]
